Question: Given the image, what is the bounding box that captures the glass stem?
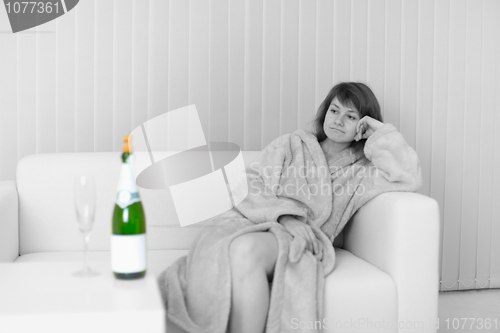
[83,232,90,272]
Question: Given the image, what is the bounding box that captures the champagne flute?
[73,176,99,277]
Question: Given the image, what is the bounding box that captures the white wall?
[0,0,499,291]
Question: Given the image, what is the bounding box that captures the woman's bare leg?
[228,232,279,333]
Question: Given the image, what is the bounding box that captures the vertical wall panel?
[459,0,483,290]
[492,79,500,286]
[131,0,150,130]
[332,0,350,82]
[477,0,498,289]
[209,0,229,143]
[94,0,114,152]
[383,0,401,127]
[36,21,57,154]
[147,0,169,120]
[55,9,76,153]
[167,0,189,150]
[415,0,435,198]
[0,10,18,181]
[431,0,449,289]
[350,0,367,82]
[280,0,299,136]
[227,0,245,149]
[113,0,133,149]
[399,0,418,147]
[297,0,317,131]
[442,0,467,291]
[75,0,95,152]
[167,0,189,113]
[244,0,263,149]
[314,0,334,110]
[486,0,500,289]
[189,0,210,142]
[261,0,281,145]
[366,0,385,112]
[18,34,37,160]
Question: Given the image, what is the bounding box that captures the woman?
[158,82,422,333]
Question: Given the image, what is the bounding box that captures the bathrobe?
[157,123,422,333]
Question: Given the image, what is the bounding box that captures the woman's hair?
[312,82,383,158]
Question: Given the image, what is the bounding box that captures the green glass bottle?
[111,135,146,279]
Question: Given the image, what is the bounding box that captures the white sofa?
[0,152,440,333]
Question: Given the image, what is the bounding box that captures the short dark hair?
[312,82,383,157]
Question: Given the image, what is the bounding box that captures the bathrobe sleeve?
[233,134,310,224]
[354,123,423,209]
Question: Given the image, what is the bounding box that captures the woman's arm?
[364,123,422,189]
[353,118,423,208]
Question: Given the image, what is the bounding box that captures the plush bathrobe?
[157,123,422,333]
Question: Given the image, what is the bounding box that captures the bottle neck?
[117,153,138,194]
[122,152,130,163]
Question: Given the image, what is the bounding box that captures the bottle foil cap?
[122,135,132,153]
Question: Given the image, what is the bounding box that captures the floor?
[438,289,500,332]
[167,289,500,333]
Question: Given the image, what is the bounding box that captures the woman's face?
[323,96,361,144]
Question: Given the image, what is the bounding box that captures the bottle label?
[115,157,140,209]
[111,234,146,273]
[116,190,140,209]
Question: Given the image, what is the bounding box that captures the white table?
[0,261,166,333]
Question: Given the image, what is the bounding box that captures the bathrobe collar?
[293,129,364,174]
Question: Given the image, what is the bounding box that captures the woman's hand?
[279,216,319,255]
[313,240,324,261]
[354,116,384,141]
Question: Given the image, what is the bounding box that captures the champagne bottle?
[111,135,146,279]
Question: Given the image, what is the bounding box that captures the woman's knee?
[229,232,278,278]
[230,234,259,266]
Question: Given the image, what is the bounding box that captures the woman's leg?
[228,232,279,333]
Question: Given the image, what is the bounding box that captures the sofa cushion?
[17,152,344,255]
[16,152,258,255]
[14,250,189,278]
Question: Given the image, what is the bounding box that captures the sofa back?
[16,152,343,255]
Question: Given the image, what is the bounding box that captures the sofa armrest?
[343,192,440,333]
[0,181,19,262]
